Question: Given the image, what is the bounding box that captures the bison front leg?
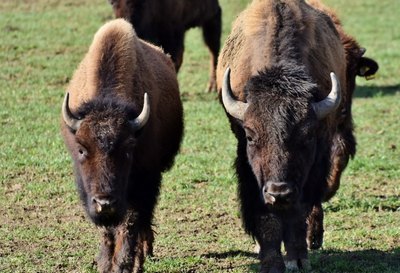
[283,211,311,271]
[141,226,154,257]
[111,213,154,273]
[256,214,285,273]
[306,203,324,250]
[97,228,115,273]
[111,212,144,273]
[202,6,221,92]
[323,130,355,202]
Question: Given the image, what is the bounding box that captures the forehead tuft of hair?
[76,95,138,121]
[245,61,317,100]
[75,96,139,153]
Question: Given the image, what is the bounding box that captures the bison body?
[307,0,378,202]
[109,0,222,92]
[61,19,183,273]
[216,0,377,272]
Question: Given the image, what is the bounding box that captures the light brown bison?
[216,0,377,272]
[61,19,183,273]
[108,0,222,92]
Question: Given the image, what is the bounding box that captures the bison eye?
[244,127,257,145]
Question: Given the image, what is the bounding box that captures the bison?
[108,0,222,92]
[61,19,183,273]
[216,0,378,272]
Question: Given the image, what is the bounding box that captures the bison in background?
[109,0,222,92]
[216,0,377,272]
[307,0,378,202]
[61,19,183,273]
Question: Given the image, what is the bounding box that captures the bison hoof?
[259,266,285,273]
[284,259,311,272]
[254,242,261,257]
[259,259,285,273]
[307,234,323,250]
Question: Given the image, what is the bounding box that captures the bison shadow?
[201,248,400,272]
[310,248,400,273]
[354,84,400,98]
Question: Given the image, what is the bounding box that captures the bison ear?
[357,57,379,80]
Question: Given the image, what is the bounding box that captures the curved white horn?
[62,92,82,131]
[129,93,150,131]
[221,67,249,121]
[312,72,341,120]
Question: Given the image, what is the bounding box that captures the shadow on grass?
[311,248,400,273]
[200,248,400,272]
[202,250,257,259]
[354,84,400,98]
[201,250,259,272]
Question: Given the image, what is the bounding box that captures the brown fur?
[217,0,346,102]
[306,0,368,200]
[109,0,222,92]
[61,19,183,273]
[216,1,358,272]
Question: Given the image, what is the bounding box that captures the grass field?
[0,0,399,272]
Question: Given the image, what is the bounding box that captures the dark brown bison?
[61,19,183,273]
[108,0,222,92]
[216,0,377,272]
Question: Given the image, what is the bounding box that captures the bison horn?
[129,93,150,131]
[312,72,341,120]
[222,67,249,121]
[62,92,83,131]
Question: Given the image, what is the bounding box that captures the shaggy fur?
[306,0,378,201]
[109,0,222,92]
[216,1,377,272]
[61,19,183,273]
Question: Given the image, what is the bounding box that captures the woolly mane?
[242,0,318,63]
[75,96,138,153]
[67,19,138,111]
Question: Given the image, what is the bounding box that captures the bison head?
[222,64,340,209]
[62,93,150,226]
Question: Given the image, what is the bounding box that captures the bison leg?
[283,210,310,271]
[324,129,355,201]
[256,214,285,273]
[202,7,221,92]
[110,170,160,272]
[97,228,115,273]
[173,32,185,73]
[159,29,185,73]
[306,203,324,250]
[141,226,154,257]
[111,212,139,273]
[111,211,149,273]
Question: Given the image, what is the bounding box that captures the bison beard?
[61,19,183,273]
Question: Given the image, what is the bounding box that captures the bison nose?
[92,196,116,215]
[263,182,297,205]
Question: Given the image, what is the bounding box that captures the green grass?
[0,0,399,272]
